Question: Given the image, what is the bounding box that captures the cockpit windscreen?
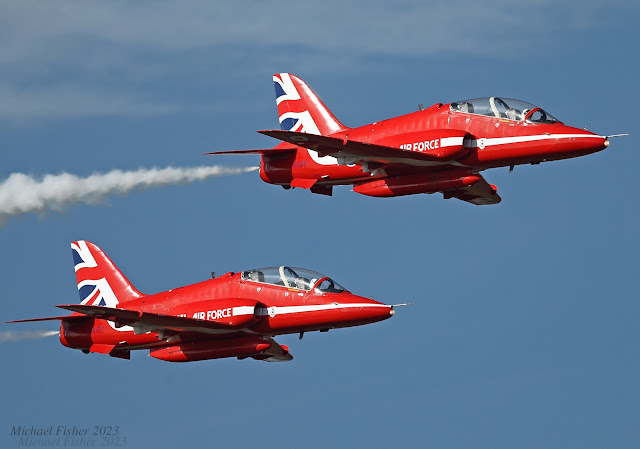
[242,266,347,293]
[450,97,559,123]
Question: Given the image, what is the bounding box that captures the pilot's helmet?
[296,277,311,290]
[505,108,518,120]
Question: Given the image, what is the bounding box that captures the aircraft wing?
[258,129,451,166]
[444,174,501,205]
[57,304,250,335]
[57,305,293,362]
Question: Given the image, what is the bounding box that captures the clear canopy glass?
[450,97,559,123]
[241,266,347,293]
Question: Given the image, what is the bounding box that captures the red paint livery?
[8,241,396,363]
[209,73,625,204]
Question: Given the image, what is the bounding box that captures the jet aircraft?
[209,73,625,205]
[7,241,396,362]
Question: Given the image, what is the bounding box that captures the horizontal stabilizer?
[205,145,295,156]
[6,315,87,323]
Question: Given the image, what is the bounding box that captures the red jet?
[7,241,396,362]
[209,73,624,205]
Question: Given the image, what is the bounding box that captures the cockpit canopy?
[450,97,559,124]
[241,266,347,293]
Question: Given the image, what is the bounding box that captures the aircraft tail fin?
[273,73,348,136]
[71,241,144,307]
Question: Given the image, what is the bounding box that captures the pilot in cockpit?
[247,270,264,282]
[454,102,472,113]
[505,108,523,121]
[295,277,312,290]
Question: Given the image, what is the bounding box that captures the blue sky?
[1,1,639,448]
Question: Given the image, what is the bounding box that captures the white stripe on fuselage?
[232,306,255,316]
[302,134,602,168]
[468,133,603,148]
[254,303,389,317]
[440,136,465,147]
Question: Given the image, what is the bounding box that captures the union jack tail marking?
[71,240,144,307]
[273,73,347,136]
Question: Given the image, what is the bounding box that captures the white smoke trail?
[0,330,60,344]
[0,165,258,226]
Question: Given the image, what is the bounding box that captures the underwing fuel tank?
[353,171,480,198]
[149,336,273,362]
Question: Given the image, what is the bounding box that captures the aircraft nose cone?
[345,296,395,323]
[553,126,609,157]
[367,302,394,321]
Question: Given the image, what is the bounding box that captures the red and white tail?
[71,240,143,307]
[273,73,348,136]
